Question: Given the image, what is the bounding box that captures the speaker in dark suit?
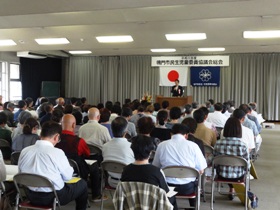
[171,79,183,97]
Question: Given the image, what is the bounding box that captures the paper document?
[167,186,178,197]
[66,177,81,184]
[85,159,97,165]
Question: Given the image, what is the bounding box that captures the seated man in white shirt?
[153,124,207,208]
[18,121,88,210]
[207,102,228,128]
[102,117,135,188]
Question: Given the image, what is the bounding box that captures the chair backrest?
[10,151,21,165]
[113,182,173,210]
[68,158,80,177]
[0,139,12,160]
[212,155,248,168]
[13,173,60,208]
[0,139,10,147]
[163,166,200,179]
[204,145,214,166]
[101,160,127,174]
[87,144,102,156]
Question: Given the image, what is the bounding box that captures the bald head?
[88,108,100,120]
[56,97,65,106]
[61,114,76,131]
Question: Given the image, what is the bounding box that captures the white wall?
[0,52,19,63]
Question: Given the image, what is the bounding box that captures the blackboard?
[41,81,60,97]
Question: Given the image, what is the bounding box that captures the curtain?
[65,56,101,104]
[65,54,280,120]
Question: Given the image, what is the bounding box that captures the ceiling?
[1,0,280,57]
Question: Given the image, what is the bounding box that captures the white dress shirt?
[78,120,111,147]
[153,134,207,184]
[18,140,73,192]
[207,111,228,128]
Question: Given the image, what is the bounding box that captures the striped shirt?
[214,137,249,178]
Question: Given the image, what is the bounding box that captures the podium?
[156,95,193,108]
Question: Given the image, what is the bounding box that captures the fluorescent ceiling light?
[96,35,133,43]
[151,49,176,52]
[69,50,92,55]
[198,48,225,52]
[0,39,17,46]
[243,30,280,38]
[35,38,70,45]
[165,33,207,41]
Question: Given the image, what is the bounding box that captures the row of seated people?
[0,113,254,209]
[0,96,261,208]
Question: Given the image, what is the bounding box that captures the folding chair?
[100,160,127,210]
[0,139,12,160]
[68,158,91,208]
[10,151,21,165]
[163,166,201,210]
[68,158,80,177]
[202,145,214,202]
[210,155,250,210]
[87,144,103,165]
[215,127,223,140]
[13,173,61,210]
[113,182,173,210]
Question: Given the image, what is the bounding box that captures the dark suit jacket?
[171,85,183,97]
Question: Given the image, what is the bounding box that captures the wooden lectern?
[156,95,193,108]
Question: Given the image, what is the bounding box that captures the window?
[9,63,22,101]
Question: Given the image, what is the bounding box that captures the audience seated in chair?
[56,114,104,202]
[79,108,111,148]
[121,135,177,209]
[181,117,205,156]
[0,112,12,145]
[153,124,207,208]
[102,117,135,188]
[150,110,171,141]
[18,121,88,209]
[12,117,40,152]
[99,108,113,138]
[121,107,137,138]
[206,102,228,128]
[165,106,182,129]
[213,117,250,199]
[193,109,216,147]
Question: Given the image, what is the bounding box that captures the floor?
[59,126,280,209]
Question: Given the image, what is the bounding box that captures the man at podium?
[171,79,183,97]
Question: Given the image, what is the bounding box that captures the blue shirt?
[243,116,258,136]
[153,134,207,184]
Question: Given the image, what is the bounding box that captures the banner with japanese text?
[152,55,229,67]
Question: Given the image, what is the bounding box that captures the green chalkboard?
[41,81,60,97]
